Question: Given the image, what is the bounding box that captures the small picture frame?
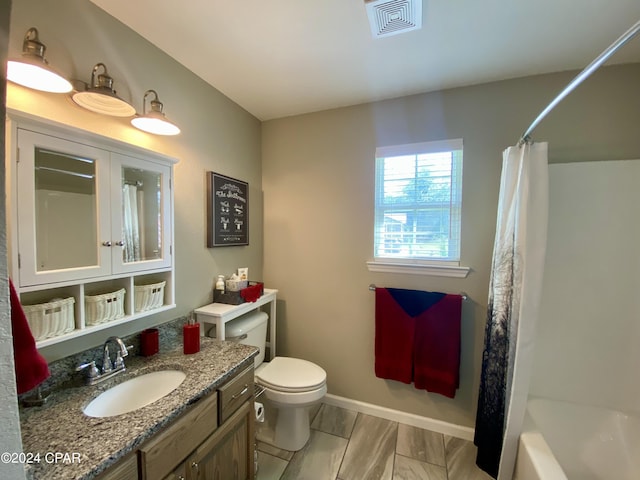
[207,172,249,247]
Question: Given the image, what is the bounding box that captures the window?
[371,139,467,276]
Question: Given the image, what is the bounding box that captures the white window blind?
[374,139,463,265]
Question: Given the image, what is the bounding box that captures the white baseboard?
[322,393,475,441]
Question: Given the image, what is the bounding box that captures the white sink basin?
[83,370,186,418]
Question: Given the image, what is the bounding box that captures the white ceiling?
[90,0,640,121]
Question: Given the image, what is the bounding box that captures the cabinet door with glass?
[110,152,172,274]
[16,129,111,287]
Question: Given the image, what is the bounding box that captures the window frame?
[368,139,469,278]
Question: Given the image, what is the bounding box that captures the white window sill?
[366,260,470,278]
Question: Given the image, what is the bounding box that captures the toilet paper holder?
[254,384,265,399]
[254,400,265,423]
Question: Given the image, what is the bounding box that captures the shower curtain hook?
[518,134,533,148]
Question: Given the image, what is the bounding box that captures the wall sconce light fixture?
[72,63,136,117]
[7,27,73,93]
[131,90,180,135]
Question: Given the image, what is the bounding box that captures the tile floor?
[256,403,493,480]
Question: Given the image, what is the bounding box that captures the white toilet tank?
[225,311,268,367]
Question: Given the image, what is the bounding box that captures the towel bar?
[368,284,468,301]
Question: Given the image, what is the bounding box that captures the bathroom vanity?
[19,339,257,480]
[137,365,254,480]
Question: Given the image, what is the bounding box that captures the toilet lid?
[256,357,326,393]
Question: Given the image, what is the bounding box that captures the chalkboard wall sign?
[207,172,249,247]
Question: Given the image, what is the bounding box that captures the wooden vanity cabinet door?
[191,400,255,480]
[139,391,218,480]
[161,456,191,480]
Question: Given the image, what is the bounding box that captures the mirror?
[34,148,98,271]
[121,166,163,263]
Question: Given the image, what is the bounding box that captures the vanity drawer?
[139,390,218,480]
[218,365,254,423]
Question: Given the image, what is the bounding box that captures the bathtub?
[514,397,640,480]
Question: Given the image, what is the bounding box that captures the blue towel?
[386,288,446,317]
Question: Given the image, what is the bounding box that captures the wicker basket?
[85,288,126,326]
[225,279,248,292]
[135,281,166,312]
[23,297,75,341]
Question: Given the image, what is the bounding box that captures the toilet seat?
[256,356,326,393]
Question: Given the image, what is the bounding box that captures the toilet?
[224,311,327,451]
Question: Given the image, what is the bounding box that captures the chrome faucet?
[102,336,129,373]
[77,336,131,385]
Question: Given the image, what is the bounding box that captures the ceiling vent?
[365,0,423,38]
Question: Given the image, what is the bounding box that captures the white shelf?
[35,304,176,348]
[195,288,278,360]
[20,270,175,348]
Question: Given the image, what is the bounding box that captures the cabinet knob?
[114,240,125,247]
[191,461,199,473]
[101,241,112,247]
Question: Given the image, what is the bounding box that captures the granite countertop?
[20,338,258,480]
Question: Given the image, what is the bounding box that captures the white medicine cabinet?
[6,112,177,348]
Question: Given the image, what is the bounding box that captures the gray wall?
[262,64,640,427]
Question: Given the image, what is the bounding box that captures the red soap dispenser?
[183,313,200,354]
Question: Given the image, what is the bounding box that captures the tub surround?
[516,397,640,480]
[19,338,257,479]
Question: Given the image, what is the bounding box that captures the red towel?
[413,294,462,398]
[10,279,50,394]
[374,288,414,384]
[375,287,462,398]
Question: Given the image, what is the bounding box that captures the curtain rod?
[519,18,640,146]
[124,180,143,187]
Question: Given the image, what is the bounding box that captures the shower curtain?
[122,184,142,262]
[474,142,549,479]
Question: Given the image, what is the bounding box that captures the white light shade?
[131,90,180,135]
[72,90,136,117]
[131,114,181,136]
[7,27,72,93]
[7,60,73,93]
[71,64,135,117]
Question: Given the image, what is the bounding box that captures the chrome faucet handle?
[114,345,133,369]
[76,361,100,380]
